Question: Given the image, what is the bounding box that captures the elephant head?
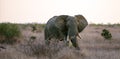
[44,15,88,50]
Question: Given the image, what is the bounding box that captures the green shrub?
[101,29,112,40]
[0,23,21,44]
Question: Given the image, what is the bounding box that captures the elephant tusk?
[77,34,82,39]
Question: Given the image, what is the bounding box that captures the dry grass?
[0,24,120,59]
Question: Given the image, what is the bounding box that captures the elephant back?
[54,15,69,31]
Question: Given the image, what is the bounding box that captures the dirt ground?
[0,25,120,59]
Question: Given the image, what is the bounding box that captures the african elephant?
[44,15,88,50]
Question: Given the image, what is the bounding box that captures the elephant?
[44,15,88,50]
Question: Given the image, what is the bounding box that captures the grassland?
[0,23,120,59]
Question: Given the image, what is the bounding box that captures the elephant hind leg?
[45,34,51,45]
[45,33,51,45]
[44,29,51,45]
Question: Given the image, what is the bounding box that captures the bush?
[0,23,21,44]
[101,29,112,40]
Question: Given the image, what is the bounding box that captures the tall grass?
[16,42,83,59]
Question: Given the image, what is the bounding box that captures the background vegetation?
[0,23,21,44]
[0,23,120,59]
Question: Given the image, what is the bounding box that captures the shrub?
[101,29,112,40]
[0,23,21,44]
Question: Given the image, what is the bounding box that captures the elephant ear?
[66,16,78,37]
[75,15,88,32]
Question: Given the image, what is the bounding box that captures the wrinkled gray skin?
[44,15,88,50]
